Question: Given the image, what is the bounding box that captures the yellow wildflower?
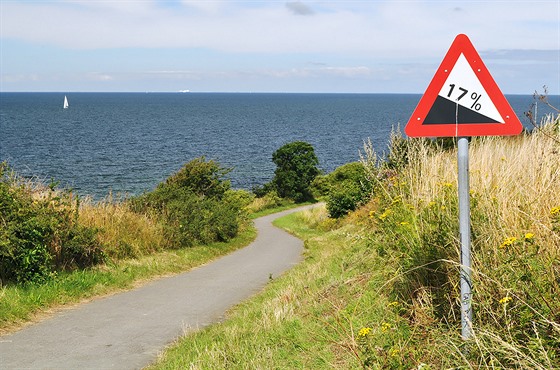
[499,237,517,249]
[387,301,399,308]
[369,210,375,219]
[399,221,409,226]
[499,296,513,305]
[381,322,391,332]
[378,209,391,220]
[389,347,400,357]
[524,233,535,241]
[551,206,560,217]
[357,327,372,337]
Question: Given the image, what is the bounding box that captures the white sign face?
[437,54,504,123]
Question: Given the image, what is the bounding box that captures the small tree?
[271,141,319,202]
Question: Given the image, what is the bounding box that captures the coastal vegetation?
[150,113,559,369]
[0,163,103,285]
[0,157,250,285]
[1,111,559,368]
[0,147,307,331]
[0,157,258,331]
[128,157,248,248]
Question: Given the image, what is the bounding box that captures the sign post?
[405,34,522,340]
[457,137,472,339]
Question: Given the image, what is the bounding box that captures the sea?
[1,92,558,200]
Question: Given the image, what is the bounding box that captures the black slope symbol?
[423,96,502,125]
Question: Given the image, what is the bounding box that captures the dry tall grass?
[79,196,167,259]
[361,114,559,367]
[400,115,559,249]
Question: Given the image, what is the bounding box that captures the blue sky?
[1,0,559,94]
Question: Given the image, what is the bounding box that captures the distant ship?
[178,90,190,93]
[63,95,69,109]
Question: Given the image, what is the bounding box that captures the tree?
[271,141,319,202]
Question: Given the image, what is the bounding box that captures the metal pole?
[458,137,472,340]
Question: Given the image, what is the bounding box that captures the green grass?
[148,205,409,369]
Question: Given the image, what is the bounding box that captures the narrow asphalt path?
[0,205,315,370]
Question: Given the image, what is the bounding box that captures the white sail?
[63,95,69,109]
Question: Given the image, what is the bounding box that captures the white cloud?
[2,1,557,54]
[1,1,558,93]
[321,66,371,77]
[2,73,40,83]
[87,73,114,81]
[143,70,204,80]
[180,0,229,14]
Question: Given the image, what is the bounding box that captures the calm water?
[0,92,556,200]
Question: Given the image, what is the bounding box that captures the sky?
[1,0,559,94]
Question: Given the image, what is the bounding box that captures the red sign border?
[405,34,523,137]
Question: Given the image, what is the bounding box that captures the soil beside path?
[0,205,315,370]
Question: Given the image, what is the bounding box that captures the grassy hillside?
[150,115,559,369]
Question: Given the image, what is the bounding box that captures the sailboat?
[63,95,69,109]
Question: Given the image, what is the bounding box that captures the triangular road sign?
[405,34,523,137]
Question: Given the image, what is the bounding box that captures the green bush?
[130,157,246,247]
[0,162,103,285]
[163,157,231,199]
[327,182,364,218]
[323,162,371,218]
[251,182,275,198]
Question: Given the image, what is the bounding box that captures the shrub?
[0,162,103,284]
[163,156,231,199]
[251,182,275,198]
[323,162,371,218]
[327,183,363,219]
[130,157,245,247]
[245,190,287,214]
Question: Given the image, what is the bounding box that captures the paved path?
[0,205,314,369]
